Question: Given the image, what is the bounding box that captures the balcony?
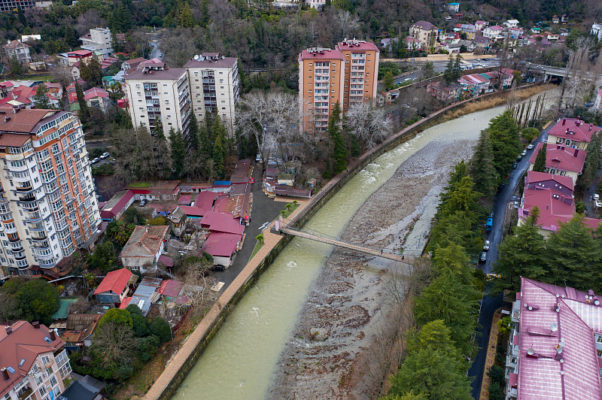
[17,386,33,400]
[16,183,33,192]
[18,193,36,203]
[31,233,47,241]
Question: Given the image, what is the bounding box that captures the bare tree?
[236,90,301,164]
[334,10,360,39]
[344,103,392,149]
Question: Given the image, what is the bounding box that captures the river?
[172,103,529,400]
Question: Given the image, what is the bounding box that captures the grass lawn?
[279,201,299,219]
[250,240,264,259]
[129,182,151,188]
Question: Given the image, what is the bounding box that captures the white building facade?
[0,109,100,276]
[124,60,192,138]
[184,53,240,134]
[79,27,113,57]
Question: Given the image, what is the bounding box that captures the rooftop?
[516,278,602,399]
[0,108,61,134]
[336,39,379,52]
[202,232,241,257]
[120,225,169,258]
[0,321,64,398]
[299,47,345,62]
[411,20,437,30]
[548,118,599,143]
[201,211,245,235]
[529,143,587,174]
[184,53,238,69]
[93,268,133,296]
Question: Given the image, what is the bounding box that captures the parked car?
[516,154,522,161]
[100,152,110,159]
[483,240,490,251]
[521,149,527,156]
[527,143,534,150]
[512,161,518,169]
[479,251,487,263]
[486,215,493,232]
[91,158,100,164]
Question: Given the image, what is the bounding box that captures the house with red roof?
[83,87,109,112]
[506,278,602,400]
[528,143,587,185]
[200,211,244,235]
[120,225,169,274]
[67,50,93,66]
[100,190,135,220]
[93,268,134,304]
[547,118,600,150]
[0,321,72,400]
[202,232,242,268]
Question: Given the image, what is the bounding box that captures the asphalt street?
[468,124,552,399]
[210,164,286,289]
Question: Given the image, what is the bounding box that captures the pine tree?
[154,129,171,179]
[443,55,454,83]
[169,129,186,178]
[487,111,521,177]
[80,57,102,86]
[532,143,547,172]
[494,207,549,292]
[470,130,498,196]
[33,83,50,109]
[75,81,89,124]
[546,214,602,292]
[452,54,463,80]
[328,102,348,175]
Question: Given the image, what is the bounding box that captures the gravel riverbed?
[269,137,476,400]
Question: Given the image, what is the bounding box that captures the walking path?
[143,199,309,400]
[478,309,502,400]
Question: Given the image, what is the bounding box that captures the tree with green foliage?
[8,56,24,77]
[80,57,102,86]
[106,220,135,248]
[0,279,60,325]
[149,317,171,343]
[384,70,395,89]
[87,240,118,273]
[199,0,209,27]
[494,207,548,292]
[98,308,133,329]
[422,61,435,79]
[532,144,547,172]
[546,214,602,292]
[379,393,426,400]
[470,130,498,197]
[75,81,89,124]
[169,129,186,178]
[487,111,521,179]
[521,127,539,143]
[211,116,229,179]
[443,55,455,83]
[328,102,348,175]
[577,132,601,191]
[453,54,463,80]
[33,83,51,109]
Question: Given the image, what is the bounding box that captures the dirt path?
[269,138,476,400]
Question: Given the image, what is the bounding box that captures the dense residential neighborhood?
[0,0,600,399]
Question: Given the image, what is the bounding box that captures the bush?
[149,317,171,343]
[521,127,539,143]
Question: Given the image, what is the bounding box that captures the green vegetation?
[328,102,348,175]
[129,182,151,188]
[532,144,546,172]
[279,202,299,219]
[91,163,115,176]
[0,279,60,325]
[443,54,463,84]
[521,127,539,143]
[71,306,171,383]
[576,131,601,192]
[378,62,402,80]
[495,213,602,292]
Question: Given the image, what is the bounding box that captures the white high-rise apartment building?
[79,27,113,57]
[0,108,100,276]
[184,53,240,134]
[124,59,192,138]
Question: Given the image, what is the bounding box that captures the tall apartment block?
[298,47,345,134]
[0,108,101,276]
[184,53,240,134]
[299,39,379,133]
[124,59,192,138]
[336,39,380,112]
[79,27,113,57]
[0,0,35,13]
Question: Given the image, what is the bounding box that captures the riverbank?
[269,120,486,399]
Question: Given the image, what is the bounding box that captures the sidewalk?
[143,199,309,400]
[479,308,502,400]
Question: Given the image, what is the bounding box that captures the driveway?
[211,164,286,289]
[468,125,552,399]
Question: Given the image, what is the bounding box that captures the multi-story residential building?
[336,39,380,113]
[79,27,113,57]
[184,53,240,134]
[408,21,439,52]
[546,118,600,150]
[298,47,345,134]
[3,40,31,64]
[0,0,35,13]
[0,321,72,400]
[0,108,100,276]
[505,278,602,400]
[124,59,191,138]
[528,143,587,185]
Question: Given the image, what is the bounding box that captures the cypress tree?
[328,102,348,175]
[470,130,498,196]
[75,81,89,124]
[169,129,186,178]
[532,143,547,172]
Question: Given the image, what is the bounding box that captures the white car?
[483,240,490,251]
[521,149,527,156]
[100,152,110,159]
[527,143,534,150]
[91,158,100,164]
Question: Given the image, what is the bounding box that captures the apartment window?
[164,100,169,104]
[222,107,226,110]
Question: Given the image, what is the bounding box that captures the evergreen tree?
[546,215,602,292]
[75,81,89,124]
[80,57,102,86]
[494,208,548,292]
[328,102,348,175]
[153,128,171,179]
[487,111,521,178]
[212,116,228,179]
[384,70,395,89]
[577,132,601,191]
[187,113,200,151]
[532,143,547,172]
[33,83,50,109]
[199,0,209,28]
[470,130,498,197]
[443,55,454,83]
[452,54,463,80]
[169,129,186,178]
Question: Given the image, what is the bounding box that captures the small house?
[93,268,135,305]
[120,225,169,273]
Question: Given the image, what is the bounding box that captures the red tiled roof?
[411,20,437,30]
[529,143,587,173]
[517,278,602,400]
[520,183,574,232]
[158,279,183,298]
[94,268,132,295]
[0,108,59,134]
[100,190,134,219]
[68,50,93,57]
[180,205,208,217]
[120,225,168,258]
[119,297,132,309]
[548,118,599,143]
[299,48,345,61]
[525,170,574,191]
[84,87,108,101]
[200,211,244,235]
[202,232,241,257]
[194,191,217,210]
[0,321,64,398]
[336,40,379,52]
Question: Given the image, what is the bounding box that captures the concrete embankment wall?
[144,84,541,400]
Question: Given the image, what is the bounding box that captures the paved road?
[468,125,551,399]
[211,164,286,289]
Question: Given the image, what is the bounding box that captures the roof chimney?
[562,118,566,125]
[49,330,56,341]
[5,326,12,335]
[1,368,8,380]
[32,321,40,329]
[574,149,578,157]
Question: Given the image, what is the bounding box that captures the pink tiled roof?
[94,268,132,295]
[180,205,208,217]
[529,143,587,173]
[200,211,244,235]
[178,194,192,205]
[158,279,183,298]
[336,40,379,52]
[194,191,217,210]
[100,190,134,219]
[118,297,132,309]
[520,183,574,232]
[526,170,574,191]
[68,49,93,57]
[84,87,108,101]
[158,255,174,267]
[202,232,241,257]
[549,118,599,143]
[517,278,602,400]
[299,48,344,61]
